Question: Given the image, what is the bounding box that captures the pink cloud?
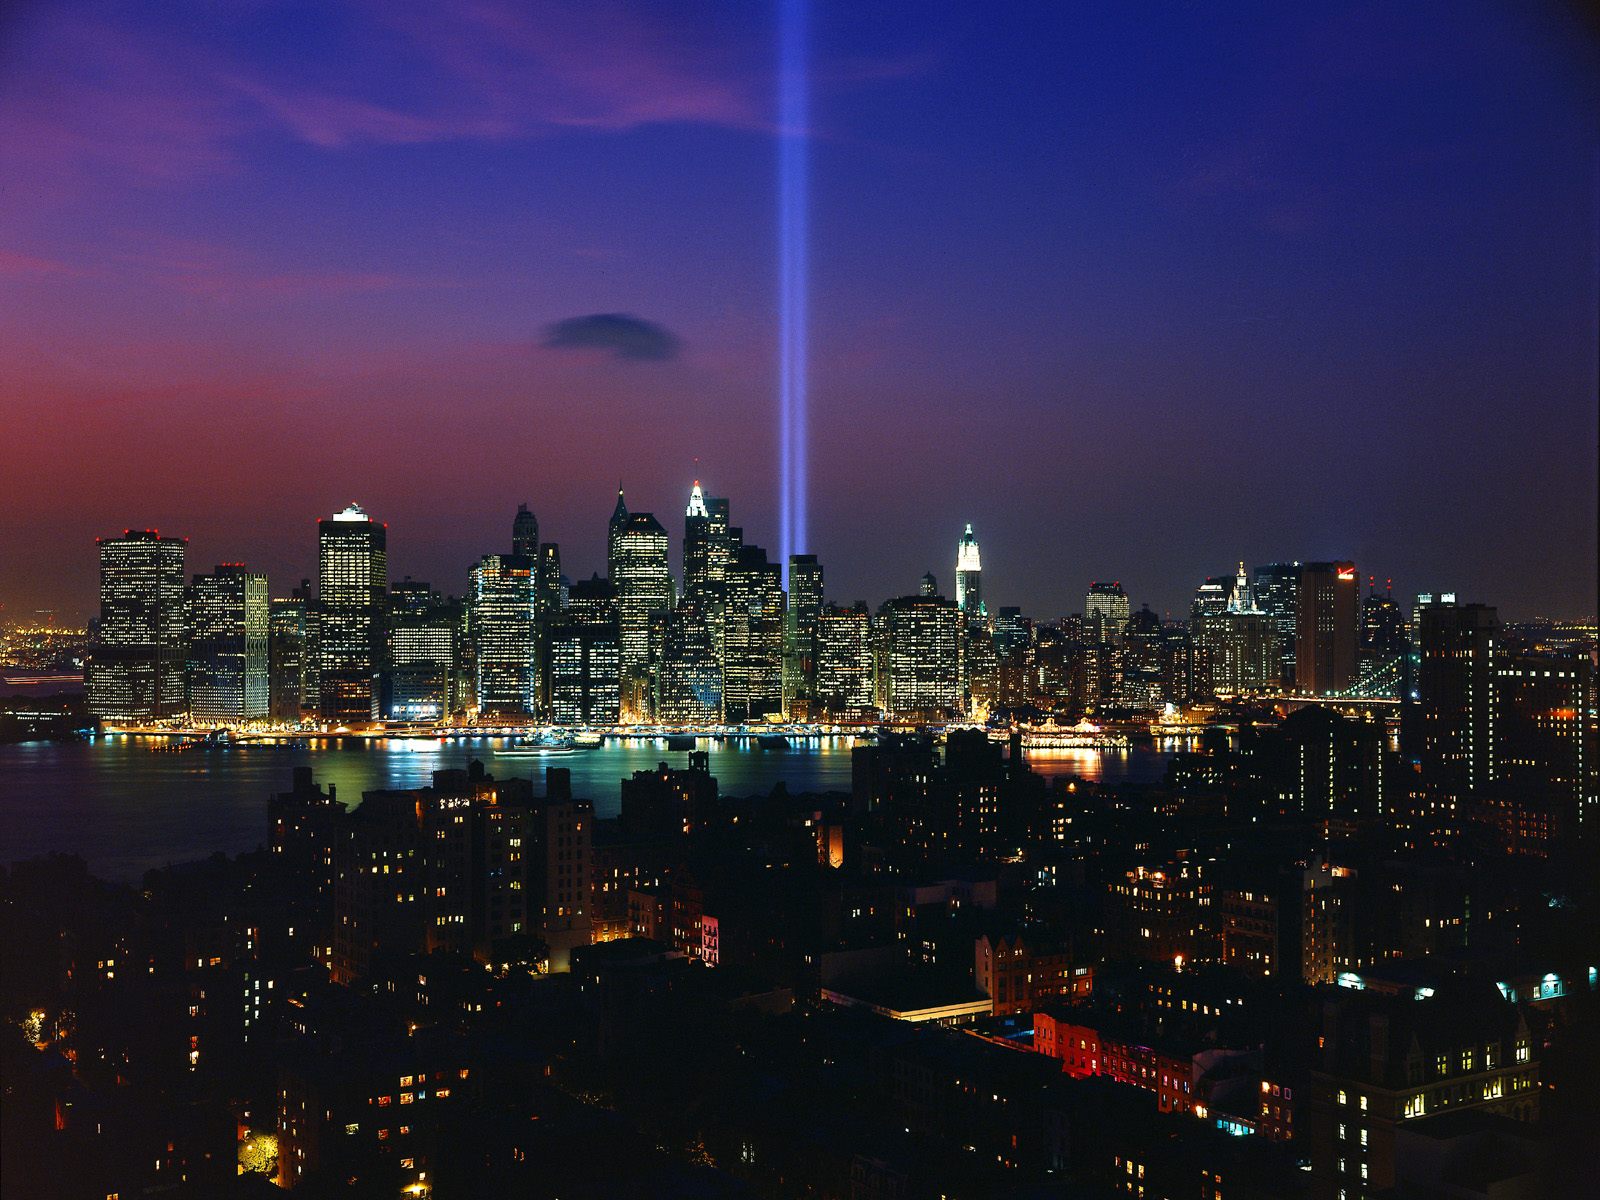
[0,250,90,279]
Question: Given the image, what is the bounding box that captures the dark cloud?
[541,313,681,362]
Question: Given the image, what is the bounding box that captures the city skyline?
[2,1,1596,622]
[3,6,1597,1196]
[6,487,1597,628]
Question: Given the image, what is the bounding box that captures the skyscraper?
[1358,580,1407,700]
[512,503,539,559]
[658,590,723,725]
[683,481,734,598]
[535,542,564,712]
[880,593,963,720]
[88,530,188,722]
[387,579,459,721]
[470,554,536,717]
[608,499,672,723]
[816,602,875,719]
[1414,598,1497,842]
[1191,563,1279,697]
[722,545,785,723]
[269,583,310,723]
[1295,562,1358,696]
[955,524,983,614]
[185,564,269,724]
[1491,653,1597,846]
[1252,562,1301,690]
[782,553,823,719]
[1085,581,1130,644]
[548,575,621,726]
[317,504,387,724]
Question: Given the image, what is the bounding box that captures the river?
[0,735,1175,881]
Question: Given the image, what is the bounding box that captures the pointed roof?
[686,480,708,518]
[610,485,628,528]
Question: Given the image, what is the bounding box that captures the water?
[0,736,1174,882]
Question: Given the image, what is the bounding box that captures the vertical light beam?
[778,0,809,581]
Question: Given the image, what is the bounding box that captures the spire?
[1228,560,1256,613]
[610,485,628,528]
[686,480,708,518]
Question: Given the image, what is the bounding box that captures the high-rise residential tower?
[186,564,270,724]
[87,530,188,722]
[317,505,387,723]
[1414,598,1498,840]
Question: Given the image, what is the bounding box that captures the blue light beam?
[778,0,809,580]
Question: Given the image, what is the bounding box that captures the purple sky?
[1,0,1595,624]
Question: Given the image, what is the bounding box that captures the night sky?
[2,1,1595,623]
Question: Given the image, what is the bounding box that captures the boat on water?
[1017,718,1130,750]
[495,731,585,755]
[756,733,790,750]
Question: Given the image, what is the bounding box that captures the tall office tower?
[269,584,309,723]
[1414,598,1497,842]
[919,571,939,598]
[534,542,563,712]
[469,554,536,717]
[88,530,188,722]
[1191,562,1279,696]
[1295,562,1358,696]
[880,593,963,720]
[782,553,824,719]
[658,591,723,724]
[185,564,269,724]
[816,602,875,719]
[722,545,785,723]
[955,523,983,614]
[1160,622,1194,704]
[1118,604,1166,709]
[548,575,621,725]
[1085,581,1130,644]
[535,543,563,618]
[511,503,538,559]
[386,579,459,720]
[1253,562,1302,690]
[682,481,718,596]
[1491,654,1597,847]
[1191,575,1234,621]
[317,504,387,723]
[608,499,672,723]
[994,608,1033,709]
[1357,579,1407,699]
[963,618,999,716]
[607,486,628,570]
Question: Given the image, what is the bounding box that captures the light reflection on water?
[0,735,1174,882]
